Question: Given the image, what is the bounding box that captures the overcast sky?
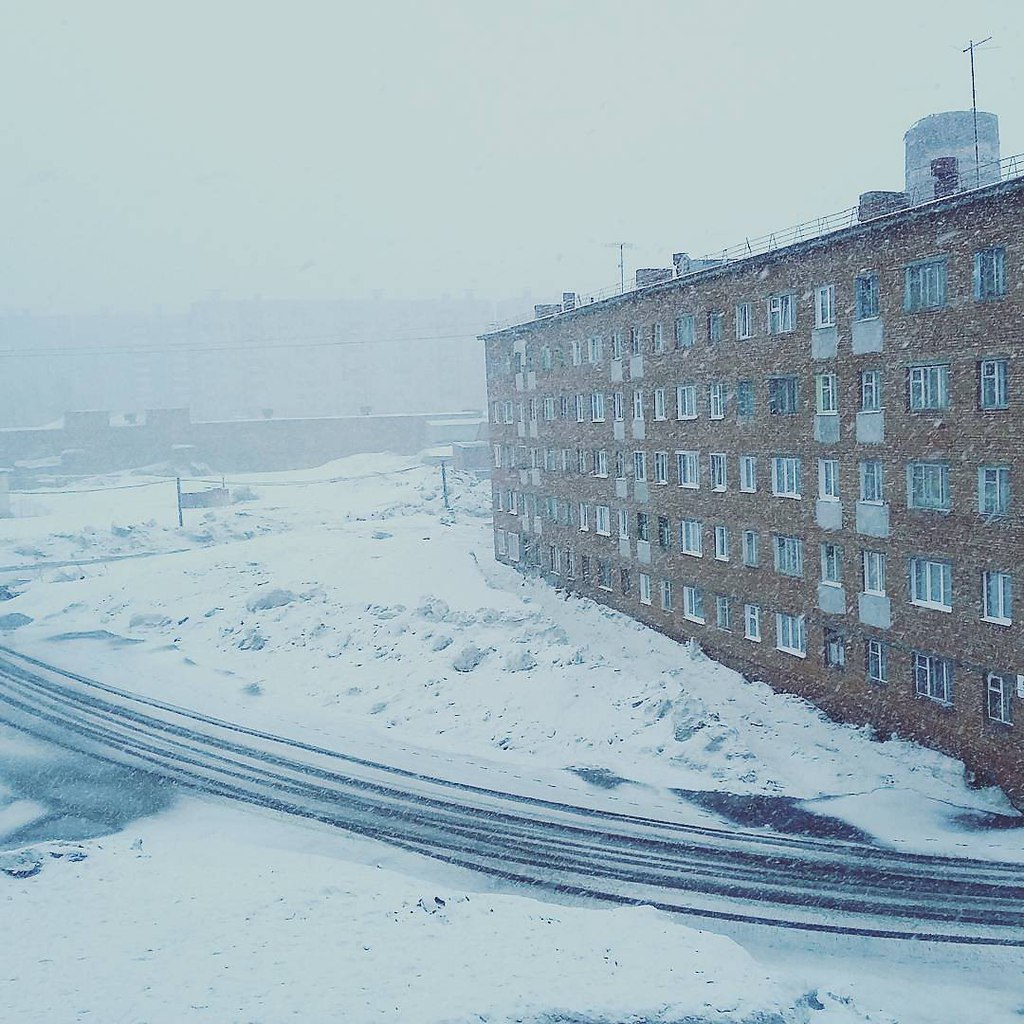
[2,1,1022,314]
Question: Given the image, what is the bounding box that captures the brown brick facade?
[483,179,1024,806]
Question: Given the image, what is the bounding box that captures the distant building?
[482,115,1024,805]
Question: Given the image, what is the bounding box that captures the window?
[982,571,1013,625]
[736,380,754,419]
[591,392,605,422]
[613,391,624,421]
[636,511,650,542]
[675,314,695,349]
[709,453,727,491]
[904,258,947,312]
[578,502,590,532]
[909,557,952,611]
[588,336,603,363]
[716,595,732,631]
[633,450,647,482]
[907,462,950,511]
[821,543,843,585]
[978,465,1010,517]
[744,603,762,641]
[740,455,757,493]
[653,388,667,420]
[575,394,586,422]
[503,401,514,423]
[615,451,626,479]
[979,359,1008,410]
[677,451,699,489]
[914,652,953,705]
[630,326,643,357]
[507,532,522,561]
[594,450,608,477]
[776,612,806,657]
[815,284,836,328]
[617,508,629,540]
[676,384,697,419]
[815,373,838,414]
[543,396,556,421]
[742,530,759,567]
[659,578,673,611]
[987,673,1013,724]
[866,639,888,684]
[908,364,948,411]
[654,451,669,485]
[657,514,672,549]
[632,389,644,421]
[681,519,703,556]
[767,292,795,334]
[708,382,724,419]
[855,273,879,320]
[492,444,501,469]
[824,628,846,668]
[768,376,799,415]
[707,310,724,343]
[619,567,631,595]
[544,448,558,472]
[612,331,624,360]
[540,346,552,372]
[653,323,664,354]
[818,458,840,501]
[735,302,753,340]
[771,456,801,498]
[571,340,583,366]
[973,247,1006,300]
[496,530,507,556]
[549,545,561,575]
[860,460,884,503]
[774,535,804,577]
[683,586,705,623]
[714,525,730,561]
[559,396,569,420]
[863,550,886,596]
[860,370,881,411]
[577,449,588,474]
[598,558,612,590]
[639,572,652,605]
[595,505,611,536]
[565,547,575,578]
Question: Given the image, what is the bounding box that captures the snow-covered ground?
[1,455,1022,1023]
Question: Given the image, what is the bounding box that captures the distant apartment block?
[482,120,1024,805]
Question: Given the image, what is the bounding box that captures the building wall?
[483,180,1024,805]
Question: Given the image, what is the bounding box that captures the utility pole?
[440,460,451,511]
[963,36,993,187]
[603,241,635,294]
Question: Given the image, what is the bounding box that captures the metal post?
[176,477,183,528]
[440,460,450,511]
[964,36,992,187]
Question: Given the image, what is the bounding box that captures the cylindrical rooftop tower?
[905,110,1000,201]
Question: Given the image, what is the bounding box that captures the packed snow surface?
[1,455,1022,1022]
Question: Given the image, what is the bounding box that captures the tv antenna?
[963,36,993,186]
[604,241,636,294]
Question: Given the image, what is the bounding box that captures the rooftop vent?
[561,292,578,313]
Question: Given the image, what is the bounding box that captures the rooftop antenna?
[963,36,993,186]
[604,241,635,294]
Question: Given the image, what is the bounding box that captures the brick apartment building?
[482,139,1024,804]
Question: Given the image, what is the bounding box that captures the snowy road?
[1,643,1022,948]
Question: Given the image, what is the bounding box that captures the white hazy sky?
[2,0,1022,314]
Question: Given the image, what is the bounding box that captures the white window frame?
[495,530,507,556]
[914,652,953,705]
[908,364,949,411]
[775,612,807,658]
[681,519,703,557]
[904,258,947,312]
[714,525,730,561]
[982,570,1013,625]
[907,461,950,512]
[632,389,644,421]
[860,370,881,412]
[709,453,727,492]
[742,530,759,567]
[815,373,838,415]
[659,578,673,611]
[591,391,605,422]
[595,505,611,537]
[774,535,804,577]
[613,392,624,422]
[978,465,1010,517]
[653,451,669,485]
[594,449,608,477]
[744,603,762,642]
[820,543,843,586]
[814,284,836,328]
[909,557,952,612]
[735,301,753,340]
[588,335,603,363]
[859,460,884,503]
[578,502,590,532]
[771,456,801,499]
[767,292,795,334]
[639,572,652,606]
[739,455,757,493]
[653,322,664,354]
[677,450,699,489]
[987,672,1013,724]
[708,382,725,419]
[617,508,629,541]
[979,358,1008,410]
[633,450,647,482]
[867,639,888,684]
[716,595,732,631]
[653,388,667,420]
[818,458,840,501]
[682,585,705,623]
[863,550,886,596]
[676,384,697,420]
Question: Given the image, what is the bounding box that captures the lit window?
[776,612,807,657]
[914,652,953,705]
[909,557,952,611]
[904,258,947,312]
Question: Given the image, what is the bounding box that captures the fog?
[1,1,1022,427]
